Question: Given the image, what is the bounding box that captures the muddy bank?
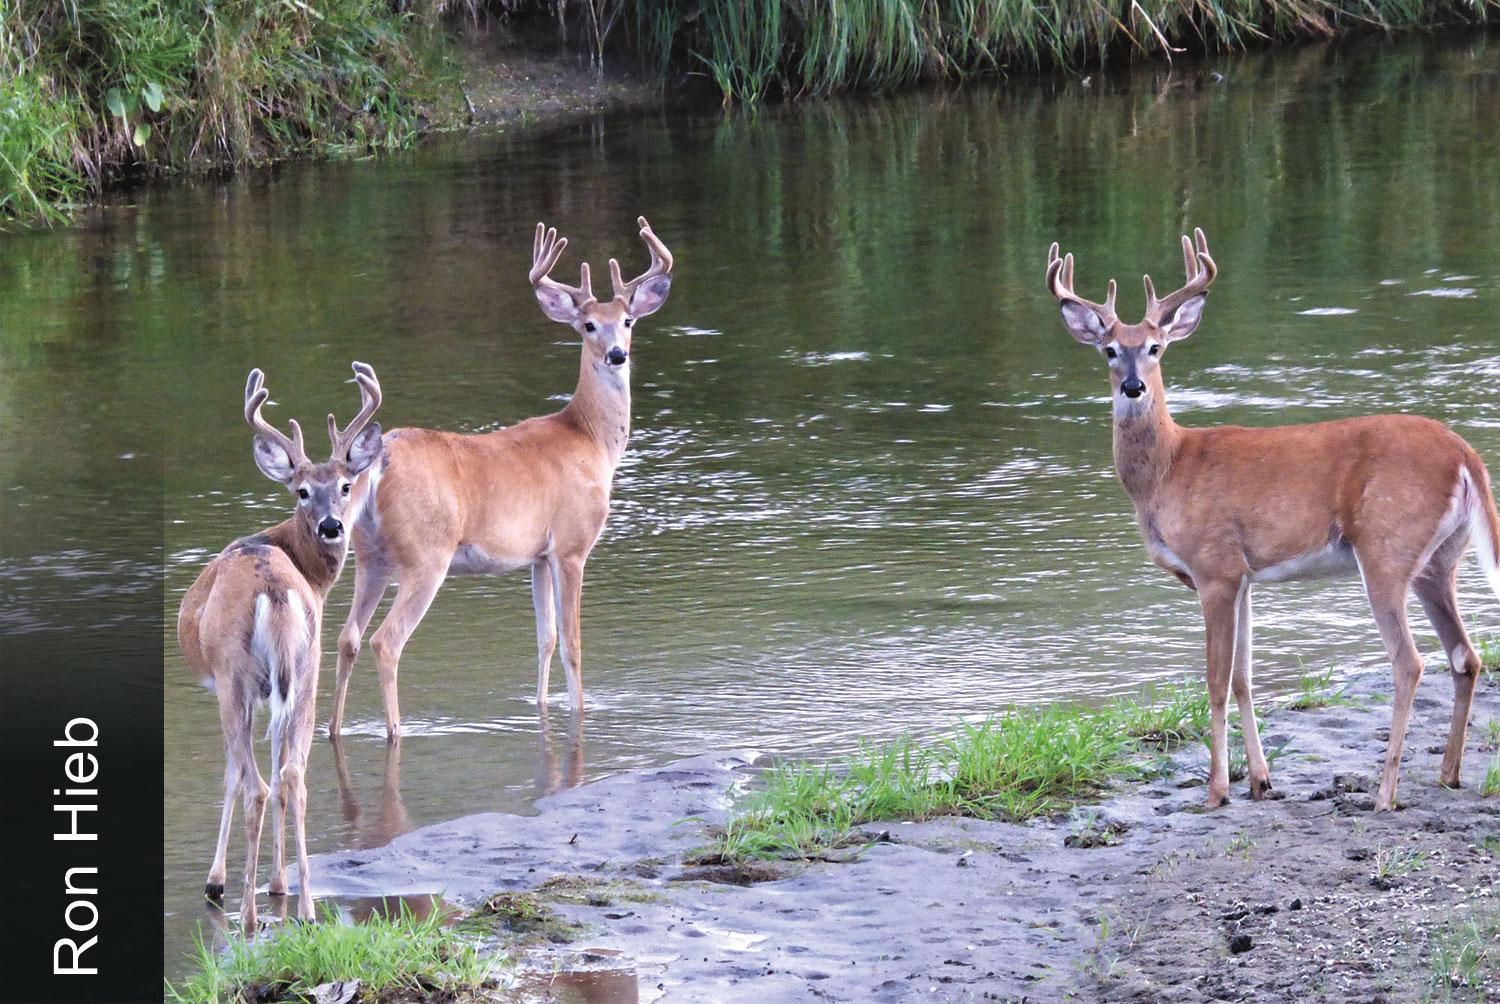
[445,27,666,131]
[308,667,1500,1002]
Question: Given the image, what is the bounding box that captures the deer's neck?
[267,519,345,599]
[1112,375,1181,502]
[562,357,632,470]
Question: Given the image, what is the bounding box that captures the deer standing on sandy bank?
[178,363,384,926]
[1047,229,1500,810]
[329,218,673,742]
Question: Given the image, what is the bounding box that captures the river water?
[3,31,1497,985]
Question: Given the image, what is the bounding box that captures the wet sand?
[309,667,1500,1002]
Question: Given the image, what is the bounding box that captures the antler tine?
[1145,228,1218,323]
[1045,243,1117,325]
[530,222,595,306]
[328,360,382,461]
[244,368,307,467]
[611,215,674,301]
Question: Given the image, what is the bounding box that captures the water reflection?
[537,709,587,798]
[337,893,458,926]
[513,967,641,1004]
[331,737,413,852]
[201,888,289,943]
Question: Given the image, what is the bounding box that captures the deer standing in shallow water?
[330,218,673,742]
[178,363,383,926]
[1047,230,1500,810]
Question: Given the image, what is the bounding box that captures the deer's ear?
[253,436,296,484]
[1059,301,1110,345]
[535,285,580,323]
[1160,294,1206,342]
[344,423,383,476]
[628,275,671,317]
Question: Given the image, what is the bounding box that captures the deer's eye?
[1104,347,1118,359]
[341,483,351,496]
[297,488,310,500]
[584,321,596,333]
[624,318,633,328]
[1148,344,1160,356]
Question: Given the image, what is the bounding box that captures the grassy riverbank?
[166,655,1500,1002]
[0,0,458,225]
[4,1,1494,225]
[704,654,1500,864]
[621,0,1495,102]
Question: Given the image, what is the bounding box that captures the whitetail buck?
[329,217,673,742]
[178,363,384,926]
[1048,229,1500,810]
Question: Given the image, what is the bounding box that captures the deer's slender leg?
[238,748,270,931]
[1231,581,1270,798]
[532,560,558,706]
[1365,566,1424,811]
[207,721,240,902]
[1199,578,1242,808]
[331,556,392,736]
[212,687,256,904]
[1415,563,1480,788]
[279,677,316,920]
[368,562,448,743]
[267,724,288,897]
[550,553,586,713]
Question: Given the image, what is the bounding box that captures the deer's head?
[1048,229,1217,417]
[245,362,384,546]
[530,217,674,380]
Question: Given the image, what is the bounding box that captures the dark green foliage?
[1,0,451,225]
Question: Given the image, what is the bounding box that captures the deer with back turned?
[178,363,383,926]
[1047,230,1500,810]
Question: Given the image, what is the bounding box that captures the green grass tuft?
[702,686,1210,862]
[1284,664,1364,711]
[1478,636,1500,675]
[1100,677,1209,748]
[1374,845,1429,878]
[1481,753,1500,798]
[1427,899,1500,1000]
[164,900,505,1004]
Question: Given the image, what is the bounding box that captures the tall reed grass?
[622,0,1493,102]
[1,0,452,225]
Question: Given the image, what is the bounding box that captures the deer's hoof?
[205,882,225,902]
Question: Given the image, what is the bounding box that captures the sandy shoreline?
[308,667,1500,1002]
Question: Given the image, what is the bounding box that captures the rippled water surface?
[3,31,1499,982]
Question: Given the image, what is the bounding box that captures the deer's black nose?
[318,517,343,539]
[1121,378,1146,398]
[606,347,628,366]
